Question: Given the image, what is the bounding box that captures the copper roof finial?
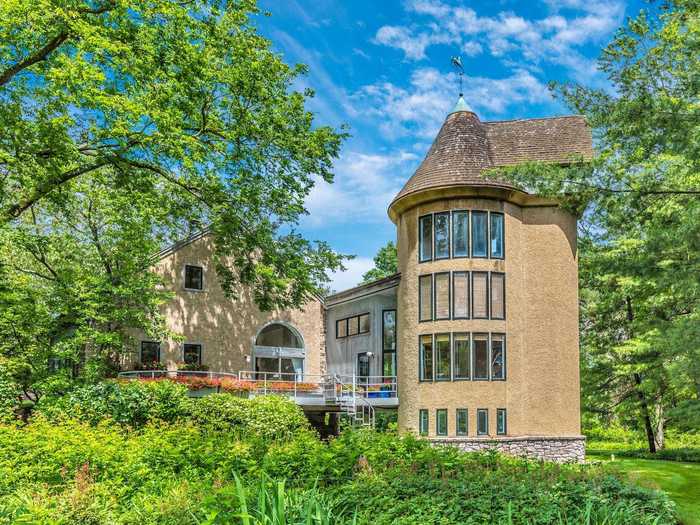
[450,56,469,113]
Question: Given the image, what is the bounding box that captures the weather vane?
[451,56,464,96]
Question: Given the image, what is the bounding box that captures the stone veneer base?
[430,435,586,463]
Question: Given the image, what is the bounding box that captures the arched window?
[253,322,305,379]
[255,324,303,349]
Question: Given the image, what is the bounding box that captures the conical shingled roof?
[390,99,593,209]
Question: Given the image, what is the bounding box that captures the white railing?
[117,370,398,403]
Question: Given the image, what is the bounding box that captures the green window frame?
[419,335,433,381]
[456,408,468,436]
[490,212,504,259]
[434,212,450,260]
[452,210,469,257]
[436,409,448,436]
[419,214,433,262]
[453,332,470,380]
[471,211,488,258]
[497,408,507,435]
[419,409,429,436]
[477,408,489,436]
[435,333,451,381]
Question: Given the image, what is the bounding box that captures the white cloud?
[328,257,374,293]
[304,149,419,227]
[373,0,625,83]
[350,68,552,139]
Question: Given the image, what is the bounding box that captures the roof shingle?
[390,107,593,206]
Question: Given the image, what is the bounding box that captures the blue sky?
[255,0,644,291]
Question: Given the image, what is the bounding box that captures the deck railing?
[117,369,398,400]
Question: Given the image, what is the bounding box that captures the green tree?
[0,0,348,407]
[495,0,699,452]
[361,241,398,284]
[0,0,347,310]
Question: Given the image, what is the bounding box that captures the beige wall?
[129,234,324,377]
[395,193,580,438]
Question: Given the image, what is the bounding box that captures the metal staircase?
[323,374,375,428]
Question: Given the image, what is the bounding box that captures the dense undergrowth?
[0,381,680,524]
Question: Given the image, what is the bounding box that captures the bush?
[188,393,312,440]
[36,379,190,426]
[0,374,19,424]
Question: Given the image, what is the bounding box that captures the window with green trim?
[497,408,507,435]
[436,409,448,436]
[477,408,489,436]
[419,409,429,436]
[457,408,468,436]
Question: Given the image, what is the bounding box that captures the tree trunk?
[654,403,665,451]
[626,296,656,454]
[634,372,657,453]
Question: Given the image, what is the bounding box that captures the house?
[127,97,593,462]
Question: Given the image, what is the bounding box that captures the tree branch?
[1,160,110,223]
[0,32,69,88]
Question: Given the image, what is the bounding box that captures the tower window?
[477,409,489,435]
[434,212,450,259]
[473,333,489,380]
[435,333,451,381]
[490,212,504,258]
[419,215,433,262]
[452,210,469,257]
[472,272,489,319]
[491,334,506,380]
[471,211,488,258]
[490,273,505,320]
[419,275,433,322]
[434,272,450,320]
[452,271,470,319]
[419,335,433,381]
[453,333,470,380]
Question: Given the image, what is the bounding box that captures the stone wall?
[431,436,586,463]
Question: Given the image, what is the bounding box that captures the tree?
[0,0,349,407]
[495,0,699,452]
[0,0,347,310]
[361,241,398,284]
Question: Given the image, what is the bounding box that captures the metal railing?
[117,370,397,404]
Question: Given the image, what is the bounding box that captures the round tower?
[389,97,592,462]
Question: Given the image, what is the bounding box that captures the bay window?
[435,333,451,381]
[419,335,433,381]
[434,272,450,320]
[434,212,450,259]
[452,210,469,257]
[453,333,470,380]
[490,212,504,258]
[419,215,433,262]
[471,211,488,258]
[473,333,489,380]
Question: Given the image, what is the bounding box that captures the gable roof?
[390,102,593,207]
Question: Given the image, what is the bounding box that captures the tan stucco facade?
[129,234,325,377]
[394,189,581,440]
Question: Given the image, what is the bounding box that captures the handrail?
[333,373,375,427]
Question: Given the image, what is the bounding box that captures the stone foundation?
[431,436,586,463]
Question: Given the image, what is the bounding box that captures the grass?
[589,453,700,525]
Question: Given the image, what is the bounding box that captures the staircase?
[323,374,375,428]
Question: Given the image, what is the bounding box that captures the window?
[419,409,429,436]
[477,409,489,435]
[419,335,433,381]
[256,324,303,348]
[419,275,433,322]
[348,316,359,336]
[140,341,160,365]
[435,333,451,381]
[452,271,470,319]
[457,408,468,436]
[337,314,370,338]
[256,356,303,379]
[419,215,433,262]
[491,334,506,380]
[497,408,507,435]
[336,319,347,338]
[359,313,370,334]
[490,212,504,259]
[490,273,505,320]
[434,212,450,259]
[453,333,470,380]
[472,272,489,319]
[473,333,489,380]
[434,272,450,320]
[357,352,370,379]
[452,211,469,257]
[471,211,488,257]
[382,310,397,377]
[183,343,202,366]
[436,409,448,436]
[184,265,203,290]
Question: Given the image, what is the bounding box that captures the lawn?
[589,453,700,525]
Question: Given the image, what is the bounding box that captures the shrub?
[36,379,190,426]
[188,393,311,441]
[0,374,19,424]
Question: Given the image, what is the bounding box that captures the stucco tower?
[388,97,593,462]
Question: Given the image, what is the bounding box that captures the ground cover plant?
[0,385,680,525]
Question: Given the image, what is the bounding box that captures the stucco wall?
[395,193,580,439]
[128,234,324,377]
